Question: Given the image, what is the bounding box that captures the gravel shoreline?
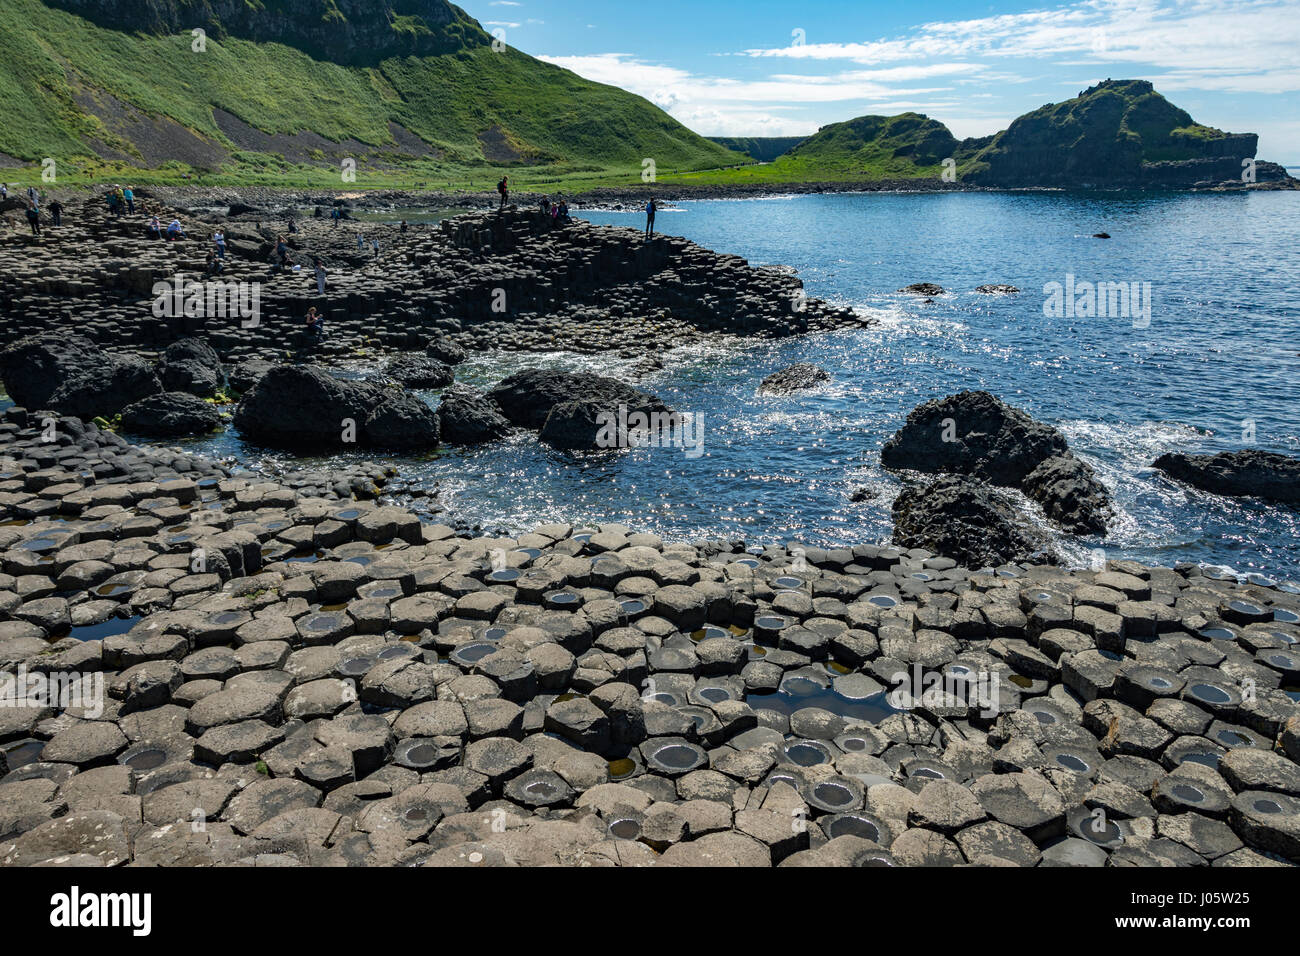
[0,408,1297,867]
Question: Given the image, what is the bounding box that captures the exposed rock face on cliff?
[47,0,483,65]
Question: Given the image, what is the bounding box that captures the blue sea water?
[181,191,1300,580]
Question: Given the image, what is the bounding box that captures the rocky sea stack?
[882,391,1113,538]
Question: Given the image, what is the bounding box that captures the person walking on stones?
[356,232,365,251]
[288,217,298,235]
[27,185,37,206]
[314,257,327,296]
[497,175,509,212]
[330,206,341,228]
[645,196,657,239]
[1,184,7,202]
[273,234,291,273]
[400,219,408,234]
[48,198,63,227]
[24,203,40,236]
[213,229,226,259]
[123,186,135,214]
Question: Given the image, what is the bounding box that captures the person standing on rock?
[48,198,63,228]
[314,257,327,295]
[213,229,226,259]
[330,207,341,228]
[123,186,135,214]
[497,175,509,212]
[356,232,365,251]
[645,197,657,239]
[24,204,40,236]
[400,220,408,234]
[288,217,298,235]
[1,184,7,201]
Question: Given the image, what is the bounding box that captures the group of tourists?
[539,194,571,224]
[144,216,186,240]
[6,185,63,236]
[105,186,136,216]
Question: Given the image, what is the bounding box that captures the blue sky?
[461,0,1300,162]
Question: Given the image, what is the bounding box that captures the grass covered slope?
[961,79,1258,187]
[0,0,740,186]
[671,113,974,187]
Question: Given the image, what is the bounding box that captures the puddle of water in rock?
[747,686,901,723]
[65,616,142,642]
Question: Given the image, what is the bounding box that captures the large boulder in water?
[228,358,277,394]
[882,391,1068,485]
[540,400,608,450]
[487,368,670,431]
[233,364,438,451]
[1023,454,1112,535]
[363,388,441,450]
[892,475,1050,568]
[426,334,467,366]
[119,392,221,438]
[158,337,224,397]
[438,385,511,446]
[383,354,454,389]
[1153,449,1300,503]
[0,333,161,418]
[882,390,1111,535]
[758,364,830,395]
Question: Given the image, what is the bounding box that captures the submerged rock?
[892,475,1048,567]
[486,368,669,431]
[119,391,221,438]
[0,333,161,419]
[1154,449,1300,503]
[437,385,511,446]
[758,363,830,395]
[976,284,1020,294]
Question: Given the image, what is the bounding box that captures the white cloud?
[740,0,1300,95]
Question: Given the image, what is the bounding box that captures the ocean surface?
[165,191,1300,581]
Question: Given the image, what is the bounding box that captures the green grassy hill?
[671,113,977,186]
[0,0,742,188]
[961,80,1258,186]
